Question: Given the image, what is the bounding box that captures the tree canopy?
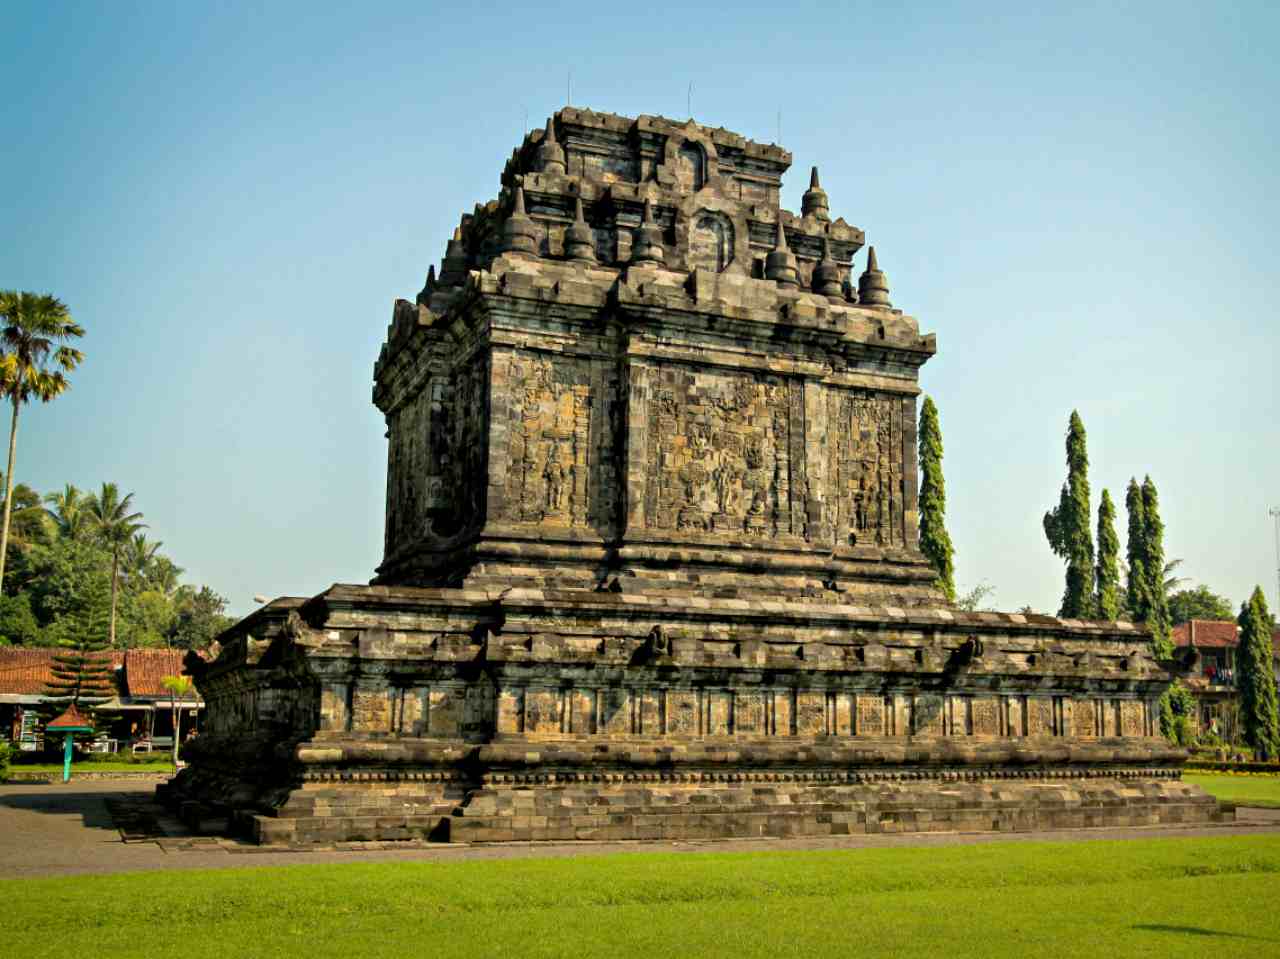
[0,478,232,649]
[1094,489,1120,620]
[1168,584,1234,625]
[917,395,955,602]
[1043,410,1094,618]
[1236,586,1280,760]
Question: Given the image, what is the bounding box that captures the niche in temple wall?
[690,212,733,273]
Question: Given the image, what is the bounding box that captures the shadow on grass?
[1133,924,1280,942]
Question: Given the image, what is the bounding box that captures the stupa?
[163,109,1227,845]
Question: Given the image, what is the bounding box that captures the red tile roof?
[0,648,124,696]
[1172,620,1239,649]
[1171,620,1280,659]
[0,648,197,699]
[122,649,191,697]
[47,703,93,730]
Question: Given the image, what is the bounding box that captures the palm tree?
[85,482,145,646]
[44,483,89,540]
[160,674,195,767]
[148,556,184,597]
[1162,558,1188,598]
[128,532,163,580]
[0,291,85,593]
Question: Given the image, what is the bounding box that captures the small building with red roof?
[0,647,203,752]
[1172,619,1280,737]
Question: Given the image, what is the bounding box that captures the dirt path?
[3,781,1279,879]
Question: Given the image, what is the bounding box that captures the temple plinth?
[163,108,1228,845]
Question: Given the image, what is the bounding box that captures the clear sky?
[1,1,1276,617]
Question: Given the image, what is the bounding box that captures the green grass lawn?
[8,758,175,774]
[1185,772,1280,808]
[5,836,1280,958]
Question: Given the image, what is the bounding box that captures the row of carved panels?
[317,682,1154,741]
[384,352,918,558]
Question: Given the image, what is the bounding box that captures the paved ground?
[3,780,1279,879]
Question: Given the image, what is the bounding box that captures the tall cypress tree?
[1124,478,1147,619]
[1095,489,1121,620]
[1141,476,1172,658]
[1237,586,1280,760]
[917,395,955,602]
[1042,410,1094,618]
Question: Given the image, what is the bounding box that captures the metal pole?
[1270,507,1280,611]
[63,734,72,783]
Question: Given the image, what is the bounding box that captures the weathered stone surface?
[161,108,1227,845]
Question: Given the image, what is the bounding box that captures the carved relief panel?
[499,352,617,532]
[643,366,797,537]
[825,388,906,548]
[384,355,489,558]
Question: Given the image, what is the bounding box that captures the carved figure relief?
[828,389,904,548]
[503,353,601,528]
[645,367,793,536]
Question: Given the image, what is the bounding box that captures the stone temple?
[164,108,1229,845]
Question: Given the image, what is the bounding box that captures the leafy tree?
[1141,477,1172,658]
[1094,489,1120,620]
[84,483,145,646]
[168,585,232,650]
[0,592,40,645]
[1,477,53,552]
[1158,680,1195,746]
[1236,586,1280,760]
[1124,478,1147,619]
[0,292,84,594]
[1168,585,1234,625]
[1043,411,1095,618]
[122,589,175,648]
[917,395,955,602]
[160,674,195,766]
[14,535,114,635]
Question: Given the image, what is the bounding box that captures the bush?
[1159,681,1195,746]
[0,740,11,781]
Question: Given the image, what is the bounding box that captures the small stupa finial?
[765,216,799,289]
[858,245,891,308]
[801,166,830,222]
[565,196,597,263]
[500,186,539,258]
[416,264,437,305]
[536,117,566,176]
[813,238,843,298]
[630,197,665,267]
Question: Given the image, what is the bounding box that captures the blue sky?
[1,1,1276,617]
